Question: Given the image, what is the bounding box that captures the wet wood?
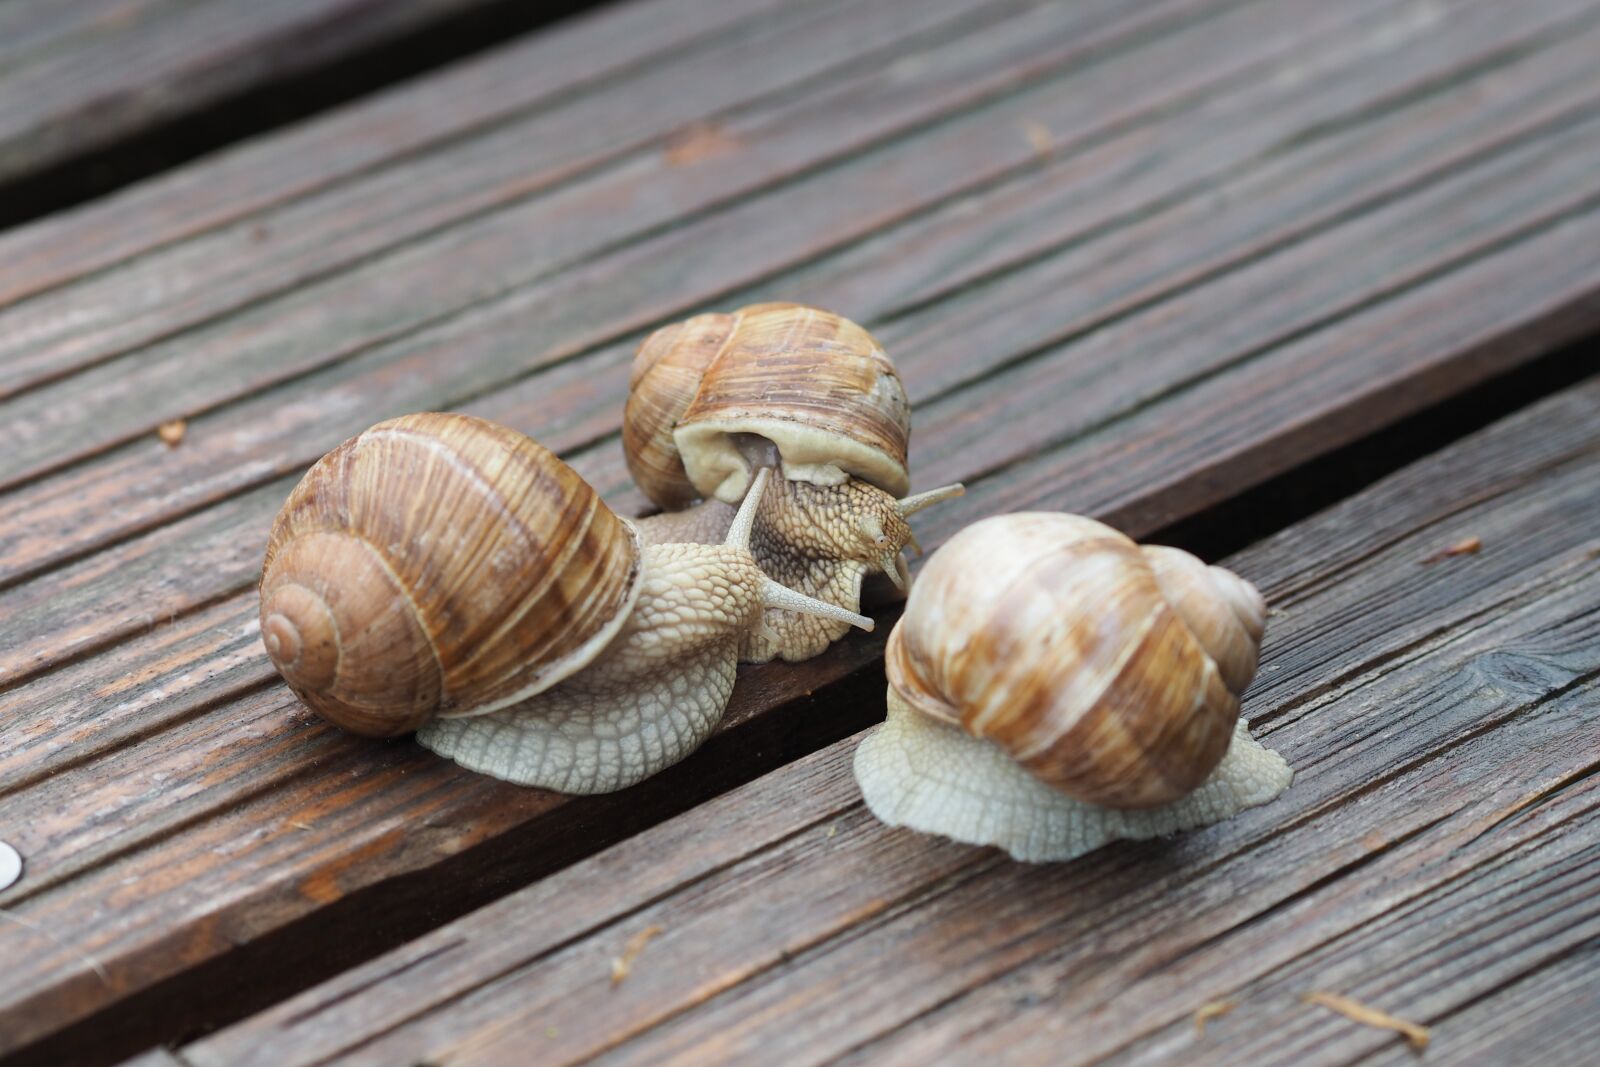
[176,375,1600,1067]
[0,0,1171,416]
[0,0,1597,1061]
[27,0,1580,494]
[0,0,807,310]
[0,0,506,188]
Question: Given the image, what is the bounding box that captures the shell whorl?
[883,513,1265,809]
[623,303,911,506]
[260,412,642,737]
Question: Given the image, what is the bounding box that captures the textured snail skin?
[624,303,959,663]
[854,688,1292,863]
[418,472,873,793]
[636,476,929,663]
[261,413,875,793]
[419,544,764,794]
[851,512,1292,861]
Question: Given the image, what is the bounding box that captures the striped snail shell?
[622,302,960,665]
[260,413,872,794]
[854,513,1292,862]
[260,412,640,738]
[623,302,911,507]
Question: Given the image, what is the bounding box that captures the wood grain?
[1,0,1597,1059]
[0,0,506,187]
[0,0,807,309]
[2,17,1598,1058]
[7,102,1597,773]
[175,375,1600,1067]
[2,0,1485,488]
[0,0,1176,418]
[5,0,1592,596]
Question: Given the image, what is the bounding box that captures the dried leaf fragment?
[1020,119,1053,154]
[610,924,664,986]
[1193,998,1238,1036]
[664,122,742,166]
[1304,991,1430,1050]
[157,419,187,447]
[1421,536,1481,564]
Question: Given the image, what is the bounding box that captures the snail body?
[261,413,869,794]
[626,302,961,662]
[852,513,1292,862]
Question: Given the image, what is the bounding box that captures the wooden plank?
[8,0,1524,489]
[3,0,1599,1056]
[5,202,1597,1060]
[1360,942,1600,1067]
[4,21,1595,778]
[0,0,1167,410]
[0,0,511,188]
[175,374,1600,1067]
[0,0,808,309]
[5,0,1591,592]
[1106,819,1600,1064]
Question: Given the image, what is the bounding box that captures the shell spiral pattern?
[260,412,641,736]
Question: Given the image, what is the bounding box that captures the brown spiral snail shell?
[260,412,870,793]
[624,302,962,663]
[853,512,1293,861]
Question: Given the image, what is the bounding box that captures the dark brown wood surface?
[177,374,1600,1067]
[0,0,1596,1061]
[0,0,512,189]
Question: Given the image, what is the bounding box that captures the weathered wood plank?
[4,0,1599,1058]
[5,0,1591,600]
[175,375,1600,1067]
[1,25,1598,1059]
[1361,941,1600,1067]
[0,0,510,188]
[1107,808,1600,1064]
[5,207,1596,1059]
[3,0,1516,488]
[0,0,806,309]
[0,0,1179,418]
[5,58,1596,782]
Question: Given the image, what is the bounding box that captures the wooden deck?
[0,0,1596,1063]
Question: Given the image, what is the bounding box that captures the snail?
[852,513,1292,862]
[624,301,962,663]
[259,412,870,794]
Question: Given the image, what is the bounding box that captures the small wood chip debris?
[1193,998,1238,1036]
[1020,119,1053,154]
[663,121,743,166]
[1303,991,1431,1051]
[1421,535,1481,564]
[610,924,664,986]
[156,418,188,447]
[0,841,21,893]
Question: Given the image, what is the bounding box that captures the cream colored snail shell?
[853,513,1293,862]
[624,301,911,507]
[624,302,961,664]
[261,412,870,794]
